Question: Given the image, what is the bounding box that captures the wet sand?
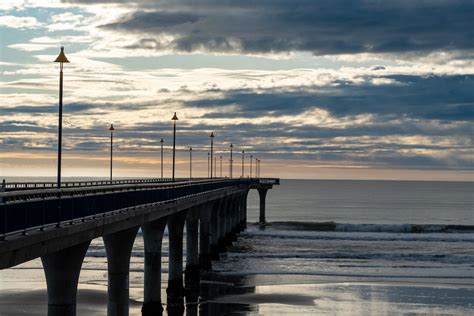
[1,263,474,315]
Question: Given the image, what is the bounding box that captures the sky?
[0,0,473,181]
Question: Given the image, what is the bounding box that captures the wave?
[251,221,474,234]
[225,252,474,265]
[215,270,474,280]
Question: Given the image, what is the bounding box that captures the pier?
[0,177,279,315]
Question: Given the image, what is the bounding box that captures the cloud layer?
[0,0,473,179]
[95,0,474,56]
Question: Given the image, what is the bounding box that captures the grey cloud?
[193,75,474,122]
[89,0,474,55]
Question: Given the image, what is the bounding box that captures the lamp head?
[54,46,70,63]
[171,112,178,121]
[190,146,192,151]
[160,138,164,143]
[109,124,114,131]
[210,132,214,138]
[230,143,233,148]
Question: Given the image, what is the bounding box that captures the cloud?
[88,0,474,56]
[192,75,474,122]
[8,43,56,52]
[0,15,42,29]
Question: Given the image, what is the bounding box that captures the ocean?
[1,179,473,315]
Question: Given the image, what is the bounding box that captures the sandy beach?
[1,260,473,315]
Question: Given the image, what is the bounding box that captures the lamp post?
[250,154,253,178]
[109,124,114,181]
[189,147,192,180]
[229,143,234,178]
[241,150,245,177]
[214,156,217,177]
[54,46,69,188]
[259,159,262,177]
[220,156,222,177]
[171,112,178,181]
[160,138,164,179]
[207,152,210,178]
[210,132,214,178]
[256,158,259,178]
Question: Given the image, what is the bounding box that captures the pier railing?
[0,178,278,241]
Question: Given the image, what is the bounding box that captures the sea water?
[1,178,473,314]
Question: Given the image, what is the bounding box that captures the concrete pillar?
[224,197,233,241]
[167,211,186,304]
[41,241,91,316]
[209,200,221,260]
[185,207,200,287]
[258,188,268,224]
[243,190,249,229]
[141,217,167,315]
[199,202,212,269]
[217,197,228,252]
[103,226,139,316]
[230,195,238,241]
[236,193,244,232]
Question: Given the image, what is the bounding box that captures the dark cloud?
[193,75,474,122]
[87,0,474,55]
[0,102,98,114]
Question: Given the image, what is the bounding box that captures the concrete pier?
[258,188,268,224]
[41,241,91,316]
[167,211,186,304]
[1,178,279,315]
[103,227,139,316]
[141,217,167,315]
[209,200,222,260]
[199,202,212,269]
[185,207,200,287]
[217,197,230,252]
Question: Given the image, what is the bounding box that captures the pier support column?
[167,211,186,306]
[141,217,167,315]
[258,188,268,224]
[199,202,212,269]
[41,241,91,316]
[218,197,232,250]
[236,193,244,232]
[243,191,249,229]
[230,195,238,241]
[185,206,201,288]
[103,226,139,316]
[209,200,221,260]
[225,197,234,243]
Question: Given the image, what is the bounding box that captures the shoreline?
[2,267,474,315]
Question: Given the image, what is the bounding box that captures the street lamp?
[250,154,253,178]
[171,112,178,181]
[109,124,114,181]
[54,46,69,189]
[160,138,164,179]
[229,143,234,178]
[220,156,222,177]
[256,158,259,178]
[189,147,192,180]
[258,159,261,178]
[241,150,245,177]
[210,132,214,178]
[207,152,210,178]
